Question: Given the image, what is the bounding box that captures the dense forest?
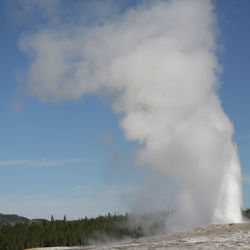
[0,210,249,250]
[0,211,169,250]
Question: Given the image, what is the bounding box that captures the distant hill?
[0,213,29,227]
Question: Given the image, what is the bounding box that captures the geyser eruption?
[19,0,242,229]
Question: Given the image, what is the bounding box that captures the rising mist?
[19,0,242,231]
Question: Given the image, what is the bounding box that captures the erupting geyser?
[20,0,242,229]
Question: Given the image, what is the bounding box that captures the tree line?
[0,209,248,250]
[0,213,143,250]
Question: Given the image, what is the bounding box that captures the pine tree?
[50,215,54,222]
[63,215,67,222]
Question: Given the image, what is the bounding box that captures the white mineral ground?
[27,222,250,250]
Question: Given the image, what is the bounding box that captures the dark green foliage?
[242,208,250,219]
[50,215,54,222]
[0,213,143,250]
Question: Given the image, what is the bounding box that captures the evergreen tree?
[63,215,67,222]
[50,215,54,222]
[0,212,169,249]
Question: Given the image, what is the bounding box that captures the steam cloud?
[19,0,242,230]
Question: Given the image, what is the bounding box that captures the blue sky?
[216,0,250,208]
[0,0,250,220]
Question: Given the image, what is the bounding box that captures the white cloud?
[0,159,83,167]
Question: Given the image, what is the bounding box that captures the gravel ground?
[27,223,250,250]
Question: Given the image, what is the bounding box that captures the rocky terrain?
[28,222,250,249]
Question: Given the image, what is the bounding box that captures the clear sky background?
[0,0,249,220]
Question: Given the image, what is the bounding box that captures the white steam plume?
[19,0,242,230]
